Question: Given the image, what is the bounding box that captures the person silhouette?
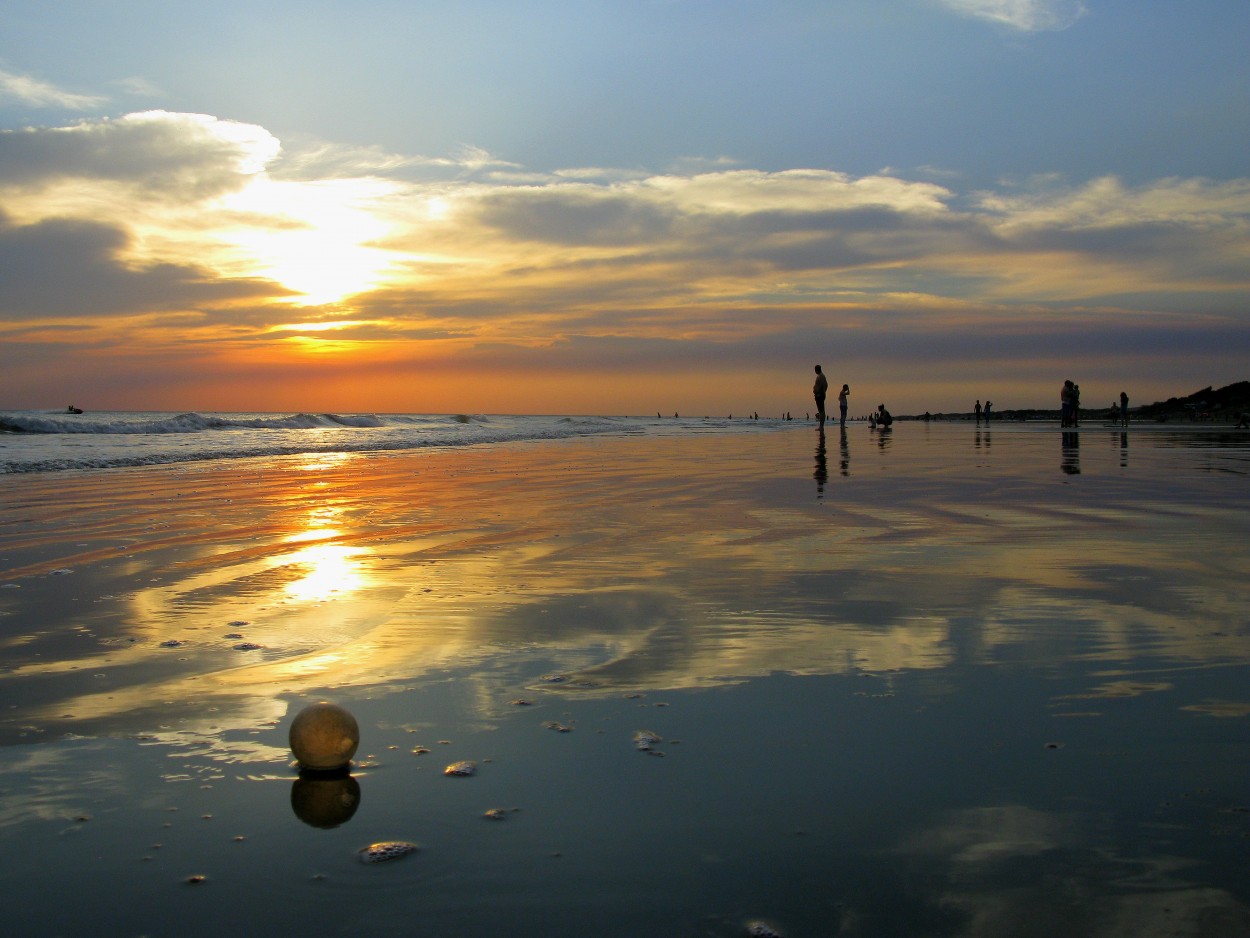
[813,365,829,425]
[838,384,850,426]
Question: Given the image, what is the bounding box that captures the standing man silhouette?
[838,384,850,426]
[813,365,829,426]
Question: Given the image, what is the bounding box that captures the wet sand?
[1,425,1249,936]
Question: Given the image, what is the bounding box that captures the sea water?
[0,410,789,474]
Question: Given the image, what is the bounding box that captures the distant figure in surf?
[813,365,829,425]
[1061,381,1076,427]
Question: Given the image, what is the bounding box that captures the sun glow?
[218,176,402,305]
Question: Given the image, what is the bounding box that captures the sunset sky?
[1,0,1247,416]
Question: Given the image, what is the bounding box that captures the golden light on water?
[281,542,367,603]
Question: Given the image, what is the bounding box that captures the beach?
[1,423,1249,936]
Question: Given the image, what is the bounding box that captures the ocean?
[0,410,789,474]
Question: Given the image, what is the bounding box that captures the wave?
[0,411,388,435]
[0,411,787,474]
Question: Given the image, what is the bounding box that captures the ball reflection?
[290,771,361,829]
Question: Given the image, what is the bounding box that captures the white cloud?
[0,110,280,196]
[111,76,164,98]
[641,169,954,216]
[936,0,1089,32]
[0,67,106,109]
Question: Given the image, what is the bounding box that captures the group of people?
[973,400,994,423]
[1060,381,1081,427]
[1062,383,1130,427]
[812,365,853,427]
[813,365,889,429]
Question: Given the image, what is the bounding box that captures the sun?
[218,175,402,305]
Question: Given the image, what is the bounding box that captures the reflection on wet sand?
[814,428,828,496]
[1,428,1247,742]
[1062,430,1081,473]
[290,771,361,828]
[1,427,1249,935]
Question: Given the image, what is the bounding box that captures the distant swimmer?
[813,365,829,425]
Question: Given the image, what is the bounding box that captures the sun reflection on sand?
[3,430,1250,743]
[279,537,366,604]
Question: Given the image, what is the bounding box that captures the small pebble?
[444,760,477,777]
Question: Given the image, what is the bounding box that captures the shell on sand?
[633,730,663,750]
[358,841,418,864]
[444,760,477,776]
[746,921,785,937]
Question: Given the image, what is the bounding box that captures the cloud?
[0,110,278,197]
[0,209,283,321]
[1,111,1248,412]
[111,76,164,98]
[935,0,1088,32]
[0,67,106,109]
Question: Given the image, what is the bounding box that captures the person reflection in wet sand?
[814,427,828,496]
[839,426,850,476]
[1061,432,1081,475]
[291,771,361,828]
[1120,432,1129,468]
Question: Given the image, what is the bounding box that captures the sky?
[1,0,1247,416]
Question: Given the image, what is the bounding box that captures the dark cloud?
[472,188,677,246]
[0,210,285,320]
